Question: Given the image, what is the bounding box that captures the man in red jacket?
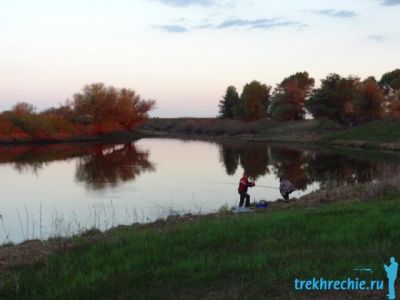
[238,174,255,208]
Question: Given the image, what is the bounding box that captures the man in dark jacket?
[279,177,295,200]
[238,174,255,207]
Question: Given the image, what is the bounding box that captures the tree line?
[218,69,400,125]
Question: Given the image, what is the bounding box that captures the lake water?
[1,138,400,243]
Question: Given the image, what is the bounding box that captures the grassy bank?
[1,194,400,299]
[140,118,346,143]
[139,118,262,136]
[322,119,400,150]
[4,116,400,149]
[140,118,342,141]
[141,118,400,151]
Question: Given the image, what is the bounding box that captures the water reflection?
[269,147,310,190]
[218,142,400,190]
[1,140,400,192]
[75,143,155,189]
[0,143,155,189]
[218,141,269,179]
[2,139,400,242]
[219,143,239,175]
[306,150,400,189]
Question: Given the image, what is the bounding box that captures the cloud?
[152,0,214,6]
[217,18,274,29]
[253,21,307,30]
[193,23,214,29]
[155,17,306,33]
[312,9,357,18]
[157,25,188,32]
[217,18,306,30]
[381,0,400,5]
[367,34,385,41]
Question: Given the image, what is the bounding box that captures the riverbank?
[139,118,340,142]
[140,118,400,151]
[0,129,145,145]
[1,178,400,299]
[2,117,400,152]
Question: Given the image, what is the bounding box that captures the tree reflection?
[219,145,240,175]
[218,141,269,180]
[240,144,269,180]
[0,144,80,174]
[306,151,400,188]
[269,147,310,190]
[75,143,155,189]
[218,141,400,192]
[0,142,155,189]
[2,140,400,193]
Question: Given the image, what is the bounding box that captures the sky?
[0,0,399,117]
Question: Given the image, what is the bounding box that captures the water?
[1,138,400,243]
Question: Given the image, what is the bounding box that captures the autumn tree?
[42,100,74,119]
[353,77,384,122]
[270,72,315,121]
[218,86,240,119]
[239,81,271,121]
[306,74,360,125]
[12,102,36,115]
[71,83,156,130]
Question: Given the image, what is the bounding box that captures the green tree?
[379,69,400,116]
[306,74,360,125]
[270,72,315,121]
[218,86,240,119]
[379,69,400,99]
[240,80,271,121]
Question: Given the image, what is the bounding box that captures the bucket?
[256,200,269,208]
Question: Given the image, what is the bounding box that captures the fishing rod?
[350,248,385,275]
[210,182,279,190]
[352,268,373,274]
[257,184,280,190]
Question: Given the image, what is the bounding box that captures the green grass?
[256,119,342,141]
[2,196,400,299]
[141,118,400,147]
[323,119,400,143]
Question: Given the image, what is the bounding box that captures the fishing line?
[368,248,385,265]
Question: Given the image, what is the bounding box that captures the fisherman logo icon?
[384,257,398,300]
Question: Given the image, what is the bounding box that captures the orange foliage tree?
[12,102,36,115]
[71,83,156,131]
[353,77,384,122]
[270,72,315,121]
